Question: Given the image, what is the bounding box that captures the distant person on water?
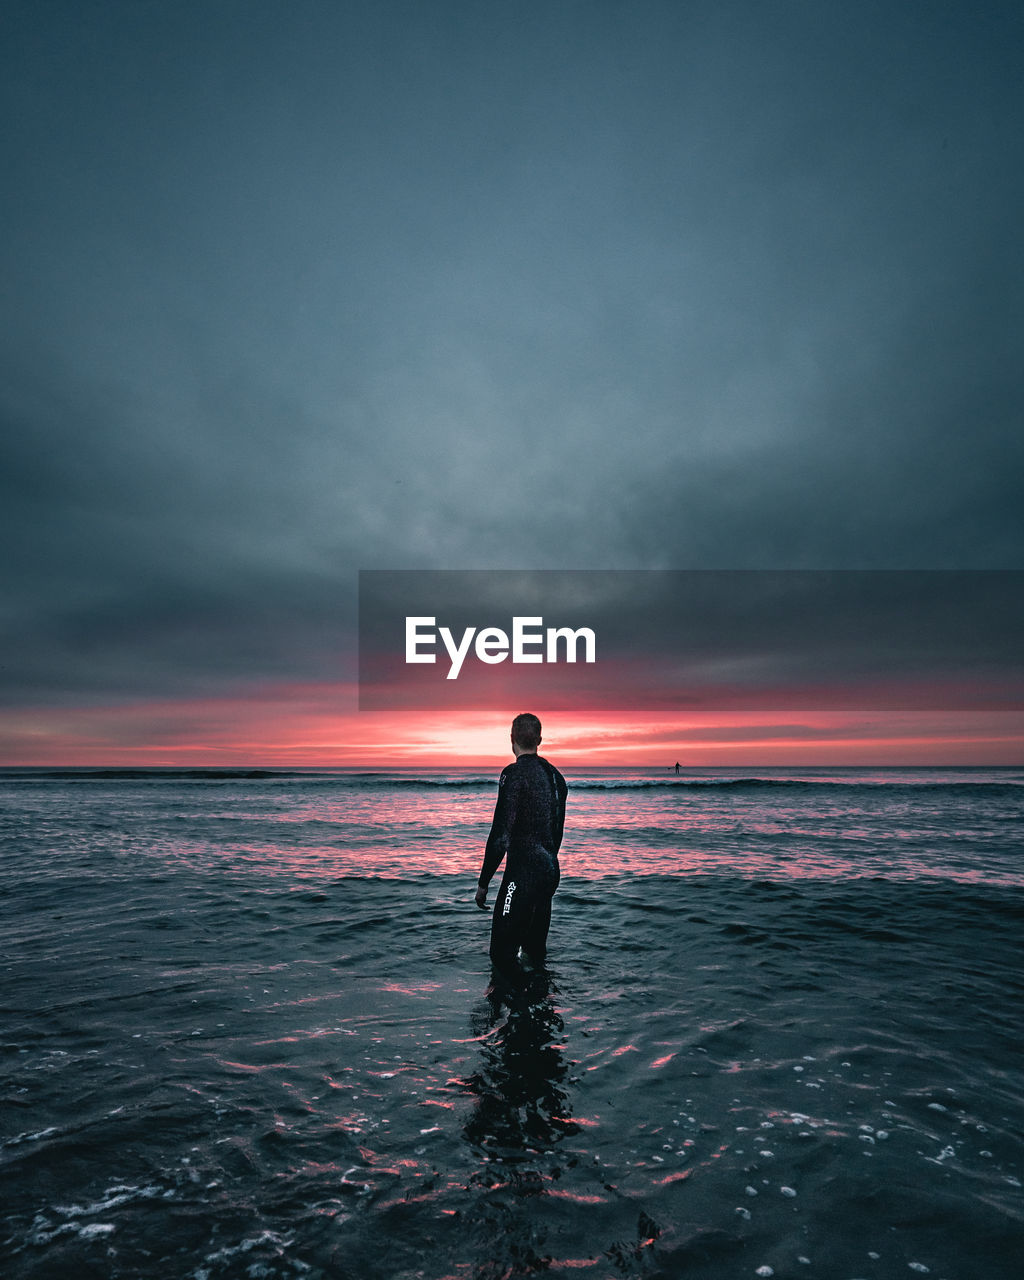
[475,713,568,972]
[674,762,681,774]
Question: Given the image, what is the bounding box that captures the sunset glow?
[2,682,1021,767]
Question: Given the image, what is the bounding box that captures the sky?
[1,0,1022,766]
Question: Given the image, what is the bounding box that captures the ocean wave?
[568,779,1024,796]
[0,768,313,781]
[344,775,1023,798]
[2,769,1020,798]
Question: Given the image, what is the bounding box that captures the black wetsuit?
[478,752,568,969]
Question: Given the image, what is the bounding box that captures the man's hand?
[474,883,488,910]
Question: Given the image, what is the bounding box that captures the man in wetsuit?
[474,713,568,971]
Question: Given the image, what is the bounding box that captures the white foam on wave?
[191,1228,297,1280]
[27,1215,116,1245]
[54,1183,162,1217]
[3,1125,59,1147]
[78,1223,116,1239]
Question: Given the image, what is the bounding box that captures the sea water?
[1,766,1022,1278]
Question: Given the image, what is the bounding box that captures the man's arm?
[550,771,568,856]
[475,769,519,908]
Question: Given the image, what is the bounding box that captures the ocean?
[1,765,1022,1279]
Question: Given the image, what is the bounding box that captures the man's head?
[510,712,542,753]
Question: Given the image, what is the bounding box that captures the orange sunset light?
[1,683,1022,767]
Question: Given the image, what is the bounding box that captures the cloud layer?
[2,2,1022,728]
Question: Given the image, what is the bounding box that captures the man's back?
[480,753,566,887]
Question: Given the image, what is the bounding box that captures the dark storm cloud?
[1,1,1022,707]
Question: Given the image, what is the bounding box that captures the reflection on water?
[463,968,575,1164]
[451,966,599,1274]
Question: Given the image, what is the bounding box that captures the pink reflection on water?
[547,1189,610,1205]
[156,764,1022,886]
